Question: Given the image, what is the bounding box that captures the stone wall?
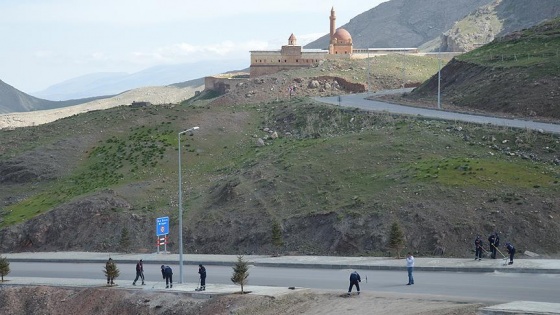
[250,50,328,77]
[204,76,249,94]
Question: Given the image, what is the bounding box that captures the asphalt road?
[315,92,560,134]
[10,262,560,303]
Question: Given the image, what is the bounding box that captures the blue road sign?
[156,216,169,236]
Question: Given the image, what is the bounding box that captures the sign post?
[156,216,169,254]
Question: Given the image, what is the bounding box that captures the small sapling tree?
[388,221,405,259]
[0,255,10,282]
[231,255,249,293]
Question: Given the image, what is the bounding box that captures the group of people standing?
[475,232,516,264]
[104,258,207,289]
[347,252,415,295]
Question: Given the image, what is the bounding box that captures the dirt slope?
[0,286,485,315]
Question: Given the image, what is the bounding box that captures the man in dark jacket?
[347,271,361,295]
[505,242,516,265]
[161,265,173,288]
[198,264,207,291]
[474,235,483,261]
[488,233,497,259]
[133,259,144,285]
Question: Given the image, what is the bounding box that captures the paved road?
[10,262,560,304]
[314,91,560,134]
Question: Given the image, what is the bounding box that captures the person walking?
[406,252,415,285]
[474,235,483,260]
[198,264,207,291]
[505,242,516,265]
[161,265,173,288]
[105,258,116,285]
[347,271,361,295]
[133,259,145,286]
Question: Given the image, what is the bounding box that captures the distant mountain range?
[31,59,248,101]
[0,59,247,114]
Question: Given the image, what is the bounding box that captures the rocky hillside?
[306,0,493,50]
[442,0,560,52]
[408,17,560,120]
[307,0,559,53]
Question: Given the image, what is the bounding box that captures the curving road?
[10,262,560,304]
[314,91,560,134]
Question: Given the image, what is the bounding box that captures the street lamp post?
[178,126,199,284]
[367,48,370,95]
[437,37,442,110]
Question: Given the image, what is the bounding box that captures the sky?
[1,0,389,93]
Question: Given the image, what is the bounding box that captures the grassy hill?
[0,53,559,257]
[407,17,560,120]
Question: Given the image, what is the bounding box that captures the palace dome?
[333,28,352,43]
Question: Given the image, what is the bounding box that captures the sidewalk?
[5,251,560,274]
[2,276,303,298]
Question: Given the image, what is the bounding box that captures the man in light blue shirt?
[406,252,415,285]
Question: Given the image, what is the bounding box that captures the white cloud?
[128,39,274,65]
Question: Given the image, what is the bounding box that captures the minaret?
[330,7,336,43]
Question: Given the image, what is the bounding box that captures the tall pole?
[437,41,442,110]
[367,49,370,95]
[178,126,199,284]
[178,132,183,283]
[402,49,406,89]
